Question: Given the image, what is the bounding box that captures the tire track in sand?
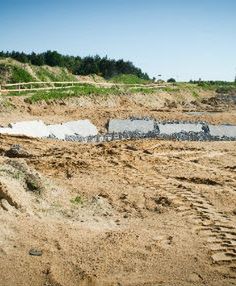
[144,174,236,276]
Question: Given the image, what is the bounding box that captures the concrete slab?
[0,120,98,139]
[8,120,50,138]
[47,124,73,140]
[62,120,98,137]
[0,127,17,135]
[108,119,155,133]
[47,120,98,139]
[208,125,236,138]
[158,123,203,135]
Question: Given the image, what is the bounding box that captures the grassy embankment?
[7,81,236,103]
[25,84,122,103]
[0,58,77,84]
[20,84,205,103]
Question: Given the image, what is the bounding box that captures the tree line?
[0,50,150,80]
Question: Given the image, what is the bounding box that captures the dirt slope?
[0,88,236,132]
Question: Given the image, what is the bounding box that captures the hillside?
[0,58,77,84]
[0,51,150,80]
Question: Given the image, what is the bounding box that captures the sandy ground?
[0,136,236,286]
[0,91,236,286]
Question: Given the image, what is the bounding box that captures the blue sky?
[1,0,236,81]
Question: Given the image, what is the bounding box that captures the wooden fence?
[0,81,168,95]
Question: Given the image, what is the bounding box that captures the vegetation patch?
[25,173,43,193]
[0,166,22,180]
[25,84,123,103]
[192,91,199,98]
[216,85,236,94]
[70,196,83,205]
[189,80,236,93]
[34,66,76,82]
[111,74,150,84]
[10,66,35,83]
[0,97,15,111]
[129,87,157,94]
[161,86,181,93]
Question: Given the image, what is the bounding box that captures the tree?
[167,78,176,83]
[44,50,63,67]
[76,56,99,75]
[30,52,45,66]
[18,52,29,63]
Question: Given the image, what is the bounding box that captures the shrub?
[70,196,83,204]
[167,78,176,83]
[111,74,149,84]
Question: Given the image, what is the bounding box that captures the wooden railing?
[0,81,168,94]
[1,81,80,93]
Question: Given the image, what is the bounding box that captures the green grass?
[0,59,77,84]
[129,86,181,94]
[196,81,236,93]
[35,66,76,82]
[192,91,199,98]
[10,66,35,83]
[129,87,158,94]
[111,74,150,84]
[215,85,236,94]
[8,80,232,104]
[70,196,83,205]
[26,84,182,103]
[25,84,123,103]
[9,83,202,103]
[0,63,35,84]
[35,67,58,81]
[161,87,181,93]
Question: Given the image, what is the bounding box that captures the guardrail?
[0,81,169,94]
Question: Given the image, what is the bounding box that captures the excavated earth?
[0,90,236,130]
[0,90,236,286]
